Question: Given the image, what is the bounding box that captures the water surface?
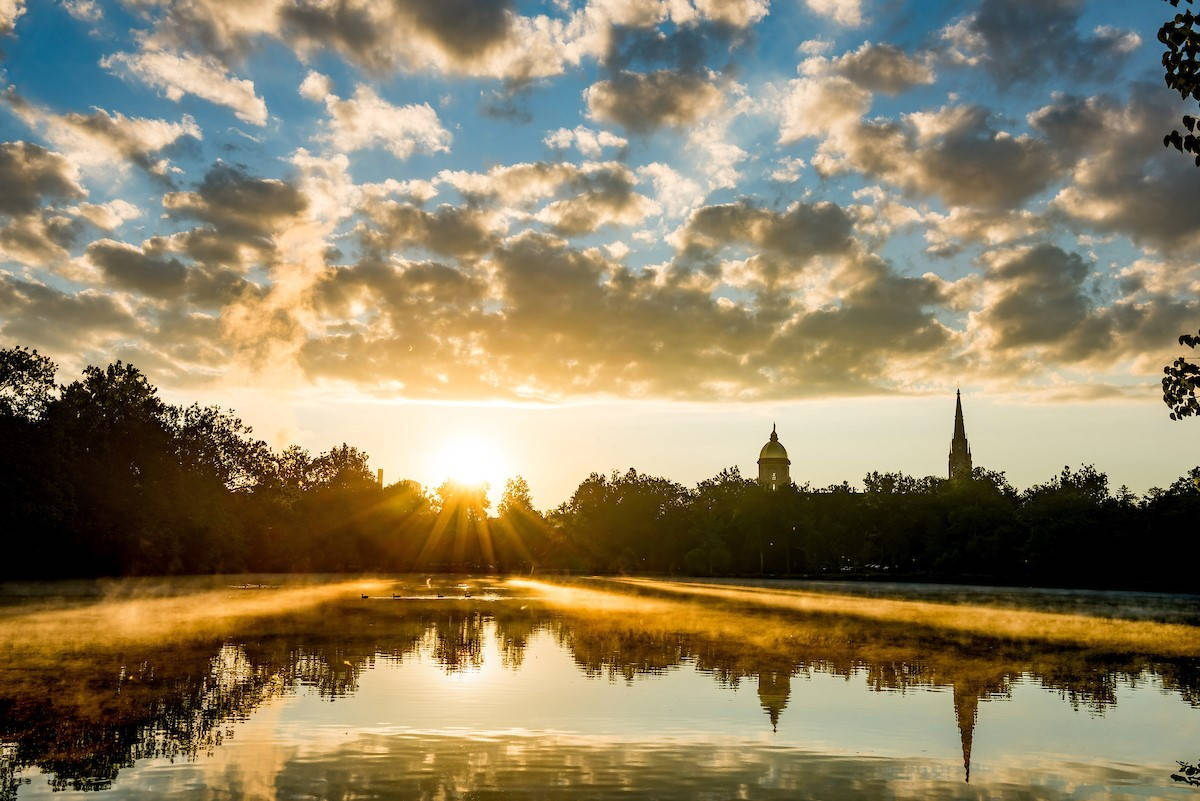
[1,576,1198,800]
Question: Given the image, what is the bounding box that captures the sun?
[428,434,512,499]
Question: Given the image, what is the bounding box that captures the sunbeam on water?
[1,576,1198,800]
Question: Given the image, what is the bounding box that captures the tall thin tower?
[948,389,972,481]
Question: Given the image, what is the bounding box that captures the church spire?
[948,389,973,480]
[953,389,966,440]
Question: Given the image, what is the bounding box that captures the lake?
[1,576,1198,800]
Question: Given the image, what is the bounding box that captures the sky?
[0,0,1198,506]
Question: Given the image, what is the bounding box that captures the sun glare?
[428,434,512,499]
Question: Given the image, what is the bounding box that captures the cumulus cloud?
[62,0,101,21]
[803,0,861,27]
[676,199,856,282]
[0,272,141,351]
[544,125,628,158]
[533,164,657,235]
[813,104,1058,211]
[0,0,23,34]
[1031,89,1200,254]
[435,159,659,235]
[0,141,83,216]
[585,70,725,132]
[768,156,806,182]
[84,238,189,298]
[69,199,142,231]
[301,72,451,161]
[295,224,956,400]
[828,42,935,95]
[778,74,871,142]
[102,48,268,126]
[0,141,85,267]
[162,163,308,266]
[975,244,1106,359]
[357,200,499,260]
[942,0,1140,88]
[637,162,703,217]
[3,89,201,178]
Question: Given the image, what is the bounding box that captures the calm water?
[1,576,1198,800]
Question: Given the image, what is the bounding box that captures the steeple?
[948,389,972,481]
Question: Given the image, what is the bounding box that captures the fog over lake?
[1,576,1198,800]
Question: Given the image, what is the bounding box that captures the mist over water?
[1,576,1198,800]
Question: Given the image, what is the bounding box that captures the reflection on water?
[0,577,1198,799]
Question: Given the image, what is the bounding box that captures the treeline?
[2,347,1197,590]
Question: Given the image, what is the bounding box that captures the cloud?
[295,225,956,400]
[0,272,141,351]
[0,0,23,34]
[162,163,308,265]
[83,238,189,299]
[0,141,83,216]
[678,199,855,263]
[62,0,101,21]
[637,162,703,217]
[102,48,268,126]
[812,104,1059,211]
[778,74,871,142]
[533,163,657,235]
[301,73,451,161]
[942,0,1140,88]
[3,89,201,178]
[357,200,499,260]
[544,125,628,158]
[975,244,1105,358]
[969,243,1200,374]
[0,141,85,267]
[585,70,724,132]
[768,156,806,182]
[0,212,78,266]
[435,159,659,235]
[1031,89,1200,254]
[828,42,935,95]
[803,0,861,27]
[69,199,142,231]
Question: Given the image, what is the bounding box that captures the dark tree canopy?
[1,345,1198,590]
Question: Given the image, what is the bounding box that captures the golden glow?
[427,433,512,499]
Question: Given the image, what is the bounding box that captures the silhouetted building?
[948,390,972,481]
[757,424,790,490]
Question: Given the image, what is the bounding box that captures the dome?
[758,425,789,461]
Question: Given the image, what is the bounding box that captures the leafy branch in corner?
[1161,0,1200,165]
[1164,331,1200,419]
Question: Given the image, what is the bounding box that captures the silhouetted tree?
[0,345,55,420]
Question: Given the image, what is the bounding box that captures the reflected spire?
[952,683,978,783]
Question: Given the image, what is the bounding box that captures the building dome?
[756,424,791,491]
[759,427,788,461]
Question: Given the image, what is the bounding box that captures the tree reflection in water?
[0,577,1197,799]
